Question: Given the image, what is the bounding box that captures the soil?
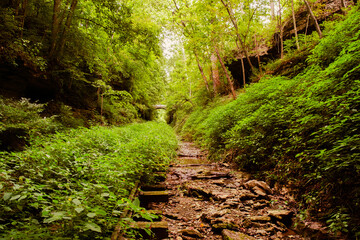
[147,142,323,240]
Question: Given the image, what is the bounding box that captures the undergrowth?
[178,6,360,237]
[0,122,177,239]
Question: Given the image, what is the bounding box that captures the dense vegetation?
[0,119,177,238]
[175,6,360,237]
[0,0,165,124]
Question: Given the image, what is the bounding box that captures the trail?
[148,142,308,240]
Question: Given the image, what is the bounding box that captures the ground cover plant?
[178,6,360,237]
[0,122,177,239]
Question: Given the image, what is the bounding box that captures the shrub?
[0,122,177,239]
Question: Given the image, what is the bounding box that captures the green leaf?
[75,207,84,213]
[84,222,102,233]
[87,212,96,218]
[94,208,107,216]
[44,211,66,224]
[3,192,12,201]
[72,198,81,206]
[132,198,140,207]
[4,206,12,211]
[18,195,27,201]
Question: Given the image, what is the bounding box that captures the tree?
[303,0,323,38]
[220,0,255,72]
[214,43,237,99]
[291,0,300,50]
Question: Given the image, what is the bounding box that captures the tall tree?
[214,44,237,99]
[49,0,61,59]
[291,0,300,50]
[220,0,255,72]
[211,53,221,94]
[303,0,323,38]
[194,51,211,95]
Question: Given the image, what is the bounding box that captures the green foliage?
[0,122,177,238]
[0,0,166,123]
[0,97,61,138]
[180,6,360,236]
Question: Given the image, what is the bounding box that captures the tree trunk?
[220,0,255,72]
[240,57,246,90]
[303,0,323,38]
[340,0,346,8]
[49,0,62,59]
[211,53,221,94]
[194,52,211,95]
[13,0,20,16]
[58,0,78,57]
[278,0,284,59]
[214,46,237,100]
[304,14,310,44]
[254,35,262,75]
[20,0,28,39]
[280,26,284,59]
[291,0,300,50]
[270,0,275,20]
[235,40,247,89]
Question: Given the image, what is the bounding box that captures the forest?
[0,0,359,239]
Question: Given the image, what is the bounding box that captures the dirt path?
[148,142,309,240]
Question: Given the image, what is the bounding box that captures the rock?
[186,184,212,198]
[212,222,238,231]
[200,208,229,223]
[222,229,257,240]
[192,171,231,180]
[180,228,204,238]
[253,202,268,209]
[255,229,268,235]
[295,221,330,239]
[212,190,233,200]
[238,190,257,200]
[244,180,272,194]
[267,209,293,220]
[211,179,226,186]
[224,198,240,207]
[249,215,271,222]
[165,213,181,220]
[253,186,267,197]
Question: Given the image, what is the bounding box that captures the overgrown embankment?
[0,122,177,239]
[177,7,360,237]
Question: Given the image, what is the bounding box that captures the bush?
[0,97,62,151]
[0,122,177,239]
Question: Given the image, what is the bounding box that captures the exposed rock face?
[282,0,352,40]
